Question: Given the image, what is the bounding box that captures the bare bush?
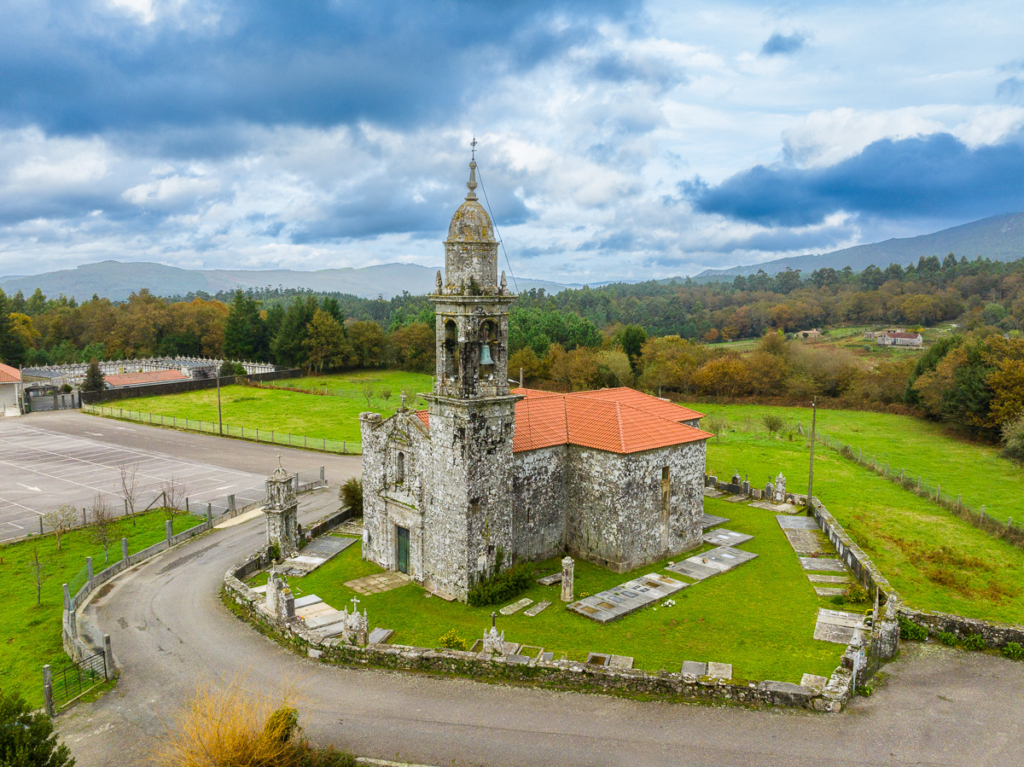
[43,505,77,551]
[379,385,392,403]
[161,476,190,514]
[361,382,374,407]
[91,495,114,564]
[30,546,48,606]
[118,461,139,526]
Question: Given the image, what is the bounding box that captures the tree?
[762,414,785,436]
[223,290,268,361]
[613,324,648,370]
[361,382,374,407]
[302,309,351,373]
[0,689,75,766]
[43,505,77,551]
[30,547,48,607]
[80,359,106,393]
[348,321,387,368]
[118,461,139,525]
[388,322,435,372]
[0,288,27,367]
[271,296,318,369]
[162,476,190,514]
[379,386,392,403]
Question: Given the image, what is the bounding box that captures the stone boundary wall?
[223,549,855,713]
[809,497,1024,651]
[81,368,302,404]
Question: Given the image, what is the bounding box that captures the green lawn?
[0,511,203,707]
[689,402,1023,524]
[122,371,434,444]
[691,420,1024,624]
[283,497,849,685]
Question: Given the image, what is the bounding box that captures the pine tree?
[0,288,26,367]
[223,290,268,361]
[270,296,318,369]
[81,359,106,392]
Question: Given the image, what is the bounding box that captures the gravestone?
[561,556,575,602]
[265,458,299,556]
[731,471,742,486]
[773,473,786,503]
[265,568,295,621]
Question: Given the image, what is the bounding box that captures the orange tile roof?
[104,370,188,387]
[0,362,21,383]
[414,388,711,455]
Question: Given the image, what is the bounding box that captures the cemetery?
[226,463,898,709]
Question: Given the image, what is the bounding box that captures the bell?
[479,345,494,365]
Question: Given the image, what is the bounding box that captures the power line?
[475,166,520,295]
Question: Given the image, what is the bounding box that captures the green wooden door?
[396,526,410,574]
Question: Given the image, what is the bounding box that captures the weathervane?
[470,136,478,161]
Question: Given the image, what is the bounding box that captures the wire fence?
[244,378,430,407]
[83,403,362,455]
[67,563,89,597]
[815,432,1024,549]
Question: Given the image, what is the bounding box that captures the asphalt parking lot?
[0,411,359,542]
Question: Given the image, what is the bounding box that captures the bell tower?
[423,149,520,600]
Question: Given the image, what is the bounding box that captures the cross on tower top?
[351,596,361,612]
[470,136,478,160]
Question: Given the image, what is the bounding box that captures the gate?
[44,652,108,714]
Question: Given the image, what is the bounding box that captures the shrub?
[762,414,785,435]
[937,631,958,646]
[855,684,873,697]
[844,583,869,603]
[269,541,281,562]
[899,617,928,641]
[829,594,846,606]
[0,690,75,767]
[1002,642,1024,660]
[1001,413,1024,463]
[961,633,987,651]
[339,478,363,516]
[467,563,534,607]
[438,629,468,651]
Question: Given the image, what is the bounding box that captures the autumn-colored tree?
[691,356,752,397]
[597,349,633,388]
[388,322,435,372]
[508,347,542,386]
[347,321,387,368]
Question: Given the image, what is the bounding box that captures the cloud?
[759,32,807,57]
[688,130,1024,227]
[0,0,639,136]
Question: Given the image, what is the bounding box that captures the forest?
[1,253,1023,447]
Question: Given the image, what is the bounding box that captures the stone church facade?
[360,158,712,601]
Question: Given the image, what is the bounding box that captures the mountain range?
[4,211,1024,301]
[692,211,1024,281]
[0,262,574,302]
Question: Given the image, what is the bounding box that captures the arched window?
[397,452,405,483]
[479,320,497,378]
[444,320,459,379]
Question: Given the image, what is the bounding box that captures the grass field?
[688,414,1024,624]
[269,497,851,684]
[690,402,1022,524]
[0,511,203,708]
[125,371,434,444]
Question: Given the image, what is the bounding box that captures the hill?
[0,261,573,302]
[693,211,1024,281]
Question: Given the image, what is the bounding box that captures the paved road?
[56,486,1023,765]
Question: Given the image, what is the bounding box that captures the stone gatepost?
[560,556,574,602]
[266,568,295,622]
[265,459,299,556]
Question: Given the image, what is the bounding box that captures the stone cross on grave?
[351,596,361,613]
[490,611,497,629]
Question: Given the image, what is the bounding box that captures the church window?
[661,467,670,513]
[397,452,405,483]
[479,320,497,379]
[444,320,459,380]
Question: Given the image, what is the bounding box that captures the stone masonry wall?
[566,442,705,572]
[512,445,569,562]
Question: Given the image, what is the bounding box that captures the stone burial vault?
[360,155,713,601]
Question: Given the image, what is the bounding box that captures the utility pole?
[807,399,817,510]
[217,370,223,436]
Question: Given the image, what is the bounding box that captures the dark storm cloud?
[0,0,640,136]
[760,32,807,57]
[687,131,1024,227]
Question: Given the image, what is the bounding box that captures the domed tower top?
[443,152,499,292]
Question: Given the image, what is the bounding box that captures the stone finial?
[435,270,443,292]
[466,159,479,201]
[500,271,507,294]
[400,391,407,409]
[561,556,575,602]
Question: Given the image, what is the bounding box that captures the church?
[359,156,712,601]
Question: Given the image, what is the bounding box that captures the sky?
[1,0,1024,284]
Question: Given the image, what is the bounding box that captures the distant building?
[0,363,24,417]
[104,370,189,388]
[877,331,923,347]
[796,329,822,340]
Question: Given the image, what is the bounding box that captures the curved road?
[48,415,1020,766]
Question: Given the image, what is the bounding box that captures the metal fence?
[82,403,361,455]
[815,432,1024,549]
[46,652,107,712]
